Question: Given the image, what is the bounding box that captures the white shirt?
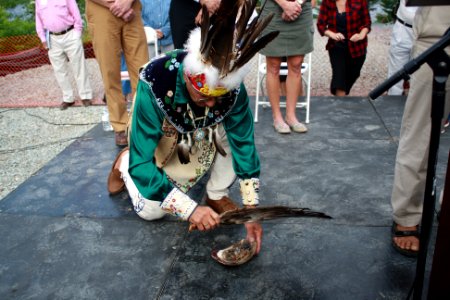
[396,0,418,25]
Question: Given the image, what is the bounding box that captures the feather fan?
[219,206,332,225]
[189,206,331,231]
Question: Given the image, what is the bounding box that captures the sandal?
[273,122,291,134]
[286,120,308,133]
[391,222,420,257]
[288,122,308,133]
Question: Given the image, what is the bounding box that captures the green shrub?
[0,7,35,37]
[376,0,398,24]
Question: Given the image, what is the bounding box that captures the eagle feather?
[198,0,279,78]
[219,206,332,225]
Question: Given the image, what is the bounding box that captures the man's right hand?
[89,0,134,21]
[188,205,220,231]
[110,0,133,18]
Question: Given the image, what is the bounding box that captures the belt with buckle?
[50,25,74,36]
[396,17,412,28]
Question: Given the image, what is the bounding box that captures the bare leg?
[284,55,308,133]
[266,57,287,125]
[266,56,290,133]
[285,55,303,125]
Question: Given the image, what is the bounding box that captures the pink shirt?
[35,0,83,42]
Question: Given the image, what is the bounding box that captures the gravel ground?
[0,24,392,200]
[0,106,102,199]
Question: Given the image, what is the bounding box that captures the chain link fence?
[0,34,95,77]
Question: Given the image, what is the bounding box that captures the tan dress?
[259,0,314,57]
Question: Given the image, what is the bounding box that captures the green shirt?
[128,55,260,202]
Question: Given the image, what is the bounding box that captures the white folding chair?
[144,26,159,58]
[121,27,159,82]
[254,53,312,123]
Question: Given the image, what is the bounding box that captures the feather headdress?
[184,0,279,97]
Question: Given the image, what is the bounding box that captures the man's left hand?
[122,8,135,22]
[155,29,164,39]
[245,222,263,254]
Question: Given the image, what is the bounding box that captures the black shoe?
[60,102,74,110]
[81,99,92,107]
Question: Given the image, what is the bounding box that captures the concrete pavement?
[1,95,449,299]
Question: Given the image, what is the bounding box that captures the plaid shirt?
[317,0,371,58]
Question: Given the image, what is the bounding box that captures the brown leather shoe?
[115,131,128,147]
[60,101,74,110]
[206,196,239,214]
[81,99,92,107]
[107,147,129,195]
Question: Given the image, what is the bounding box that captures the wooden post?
[427,149,450,298]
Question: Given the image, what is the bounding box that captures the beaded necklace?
[187,104,210,143]
[177,104,225,164]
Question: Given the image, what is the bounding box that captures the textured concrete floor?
[0,96,448,300]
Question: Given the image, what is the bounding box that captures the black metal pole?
[412,51,449,300]
[369,27,450,300]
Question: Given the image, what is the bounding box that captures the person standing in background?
[120,0,174,101]
[317,0,371,96]
[390,5,450,257]
[278,1,316,98]
[86,0,149,147]
[387,0,417,96]
[119,0,173,101]
[141,0,174,57]
[169,0,221,49]
[35,0,93,110]
[119,0,174,106]
[259,0,314,134]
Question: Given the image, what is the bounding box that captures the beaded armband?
[161,188,198,221]
[239,178,260,206]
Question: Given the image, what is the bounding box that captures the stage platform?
[0,96,449,299]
